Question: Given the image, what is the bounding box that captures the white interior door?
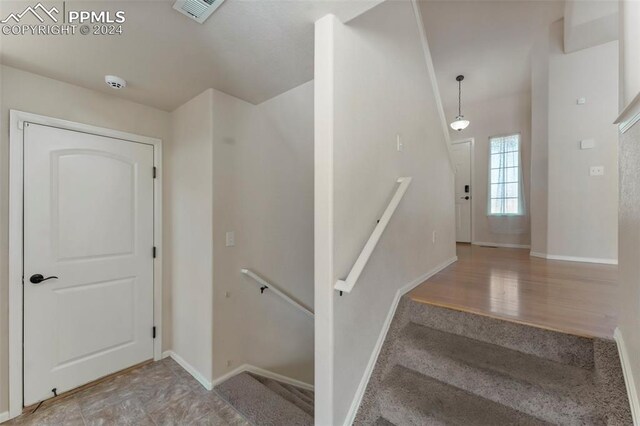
[23,123,155,405]
[451,141,472,243]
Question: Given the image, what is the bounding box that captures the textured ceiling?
[0,0,382,111]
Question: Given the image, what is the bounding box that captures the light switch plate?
[577,97,586,105]
[226,231,235,247]
[580,139,595,149]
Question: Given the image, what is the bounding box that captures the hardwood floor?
[410,244,618,338]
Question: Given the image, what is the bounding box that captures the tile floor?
[7,358,250,425]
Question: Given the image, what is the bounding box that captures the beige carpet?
[354,297,633,425]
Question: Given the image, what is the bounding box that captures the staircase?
[355,297,633,425]
[216,372,314,426]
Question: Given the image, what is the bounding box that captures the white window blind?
[489,134,523,215]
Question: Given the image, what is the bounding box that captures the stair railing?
[335,177,412,295]
[241,268,314,318]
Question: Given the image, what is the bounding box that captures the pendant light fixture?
[450,75,470,131]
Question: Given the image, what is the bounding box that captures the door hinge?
[153,246,157,258]
[153,167,157,179]
[152,326,156,339]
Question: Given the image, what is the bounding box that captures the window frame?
[487,132,524,217]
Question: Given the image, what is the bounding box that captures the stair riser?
[396,347,598,425]
[377,395,446,426]
[373,417,396,426]
[281,384,314,406]
[262,380,314,416]
[408,301,595,369]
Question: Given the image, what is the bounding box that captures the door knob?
[461,196,470,200]
[29,274,58,284]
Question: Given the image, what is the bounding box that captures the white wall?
[530,20,619,263]
[617,0,640,418]
[0,65,171,414]
[169,82,314,385]
[618,118,640,424]
[620,0,640,110]
[210,83,314,383]
[564,0,618,54]
[314,2,456,424]
[169,89,215,383]
[530,28,550,255]
[447,93,532,247]
[546,21,619,262]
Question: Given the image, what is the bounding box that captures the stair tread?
[396,322,601,424]
[379,365,551,426]
[249,374,314,416]
[280,381,313,397]
[402,321,594,385]
[216,372,313,426]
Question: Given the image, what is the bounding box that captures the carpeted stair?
[216,371,314,425]
[355,297,633,425]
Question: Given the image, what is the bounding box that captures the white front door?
[451,141,472,243]
[23,123,155,405]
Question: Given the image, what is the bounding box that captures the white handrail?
[241,268,314,318]
[335,177,412,294]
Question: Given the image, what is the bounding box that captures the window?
[489,134,523,215]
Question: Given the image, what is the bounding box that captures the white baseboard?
[211,364,314,391]
[614,328,640,425]
[473,241,531,249]
[530,252,618,265]
[162,350,213,390]
[546,253,618,265]
[0,411,9,424]
[210,364,248,388]
[342,255,458,426]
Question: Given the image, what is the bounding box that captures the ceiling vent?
[173,0,226,24]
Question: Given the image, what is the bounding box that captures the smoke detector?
[105,75,127,89]
[173,0,226,24]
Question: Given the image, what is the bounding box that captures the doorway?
[9,111,163,417]
[451,139,473,243]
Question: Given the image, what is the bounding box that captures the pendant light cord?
[458,78,462,117]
